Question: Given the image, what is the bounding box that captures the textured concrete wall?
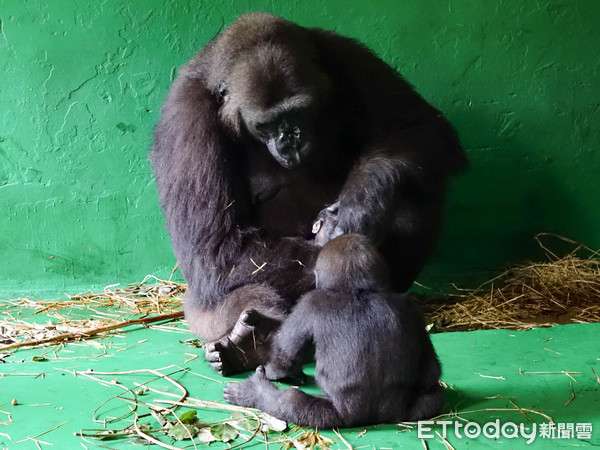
[1,0,599,295]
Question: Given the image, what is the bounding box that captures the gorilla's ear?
[217,82,229,103]
[312,218,324,234]
[219,90,244,136]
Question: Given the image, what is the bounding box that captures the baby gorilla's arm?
[262,296,316,382]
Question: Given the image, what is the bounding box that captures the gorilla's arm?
[263,295,316,382]
[331,145,452,292]
[334,116,464,241]
[152,75,242,307]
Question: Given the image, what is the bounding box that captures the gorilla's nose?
[276,131,291,147]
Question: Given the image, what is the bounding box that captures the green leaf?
[228,411,259,431]
[178,409,198,424]
[210,423,238,442]
[129,435,152,446]
[136,422,152,433]
[168,422,202,441]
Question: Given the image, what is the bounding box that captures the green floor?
[1,313,598,449]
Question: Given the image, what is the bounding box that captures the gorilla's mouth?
[266,139,310,169]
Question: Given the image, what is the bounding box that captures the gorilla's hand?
[335,155,404,244]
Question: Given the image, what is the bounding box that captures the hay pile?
[0,276,186,351]
[427,236,600,331]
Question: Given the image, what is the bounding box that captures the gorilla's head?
[214,13,331,169]
[315,234,389,292]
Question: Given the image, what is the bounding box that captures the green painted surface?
[1,321,599,448]
[1,3,598,448]
[1,0,599,293]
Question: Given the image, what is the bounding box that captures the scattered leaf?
[95,430,128,441]
[168,422,202,441]
[167,411,213,441]
[180,338,205,348]
[150,410,172,428]
[178,409,198,424]
[196,427,217,444]
[286,430,334,449]
[210,423,238,442]
[137,422,152,433]
[229,411,259,431]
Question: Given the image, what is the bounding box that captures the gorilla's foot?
[223,365,274,407]
[205,309,280,375]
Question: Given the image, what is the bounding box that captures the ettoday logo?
[417,420,593,444]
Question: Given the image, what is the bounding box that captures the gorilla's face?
[217,45,328,169]
[247,107,314,169]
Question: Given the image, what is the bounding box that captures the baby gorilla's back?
[312,291,443,426]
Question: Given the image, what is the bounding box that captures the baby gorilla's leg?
[223,366,344,428]
[406,383,445,421]
[223,365,278,407]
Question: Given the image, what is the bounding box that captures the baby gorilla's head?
[314,234,389,292]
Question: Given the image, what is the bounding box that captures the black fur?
[223,235,444,428]
[151,12,466,373]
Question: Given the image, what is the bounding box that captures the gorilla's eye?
[255,123,269,134]
[276,122,285,134]
[254,123,275,140]
[293,127,301,139]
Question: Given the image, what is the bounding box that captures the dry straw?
[426,234,600,331]
[0,275,185,352]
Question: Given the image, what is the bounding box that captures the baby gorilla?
[223,234,444,428]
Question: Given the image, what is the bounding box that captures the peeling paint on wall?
[0,0,599,294]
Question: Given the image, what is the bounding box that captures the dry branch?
[0,311,183,352]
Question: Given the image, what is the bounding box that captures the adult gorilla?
[152,12,466,374]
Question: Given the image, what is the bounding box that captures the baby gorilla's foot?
[205,309,281,375]
[223,365,273,408]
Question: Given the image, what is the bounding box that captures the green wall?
[1,0,599,296]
